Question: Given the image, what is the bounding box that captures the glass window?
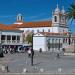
[54,16,57,22]
[42,29,44,32]
[17,36,20,40]
[12,36,16,40]
[7,35,11,40]
[37,29,39,33]
[32,30,34,33]
[48,29,50,32]
[1,35,5,40]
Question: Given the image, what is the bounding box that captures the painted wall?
[2,31,22,36]
[33,36,46,51]
[19,27,59,33]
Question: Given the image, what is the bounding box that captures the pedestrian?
[56,50,60,58]
[39,48,42,53]
[31,49,34,57]
[28,48,31,57]
[57,53,60,58]
[6,65,9,72]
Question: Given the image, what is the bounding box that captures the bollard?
[40,68,44,72]
[58,68,62,72]
[0,64,2,69]
[22,68,27,73]
[2,66,6,71]
[34,66,38,70]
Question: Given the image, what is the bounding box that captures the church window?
[32,30,34,33]
[54,16,57,22]
[48,29,50,32]
[21,16,22,21]
[42,29,44,32]
[62,15,64,20]
[37,29,39,33]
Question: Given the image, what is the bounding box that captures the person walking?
[56,50,60,58]
[28,48,31,57]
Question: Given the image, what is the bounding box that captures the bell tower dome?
[55,4,60,14]
[61,6,66,25]
[14,13,23,25]
[52,4,61,26]
[17,13,23,22]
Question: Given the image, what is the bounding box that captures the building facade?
[33,32,75,52]
[0,4,75,52]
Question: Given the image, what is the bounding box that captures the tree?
[26,33,32,44]
[67,3,75,51]
[67,3,75,45]
[68,3,75,23]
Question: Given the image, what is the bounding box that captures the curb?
[64,53,75,56]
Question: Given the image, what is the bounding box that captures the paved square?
[0,52,75,74]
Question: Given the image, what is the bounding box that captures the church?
[11,4,68,34]
[9,4,75,52]
[0,4,75,52]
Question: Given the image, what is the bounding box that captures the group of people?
[3,47,17,54]
[2,46,34,58]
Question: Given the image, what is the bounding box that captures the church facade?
[13,4,68,34]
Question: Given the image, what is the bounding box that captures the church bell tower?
[52,4,68,33]
[17,14,23,22]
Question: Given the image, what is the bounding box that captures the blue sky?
[0,0,75,33]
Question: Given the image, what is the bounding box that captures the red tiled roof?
[0,21,52,30]
[0,24,18,30]
[9,21,52,28]
[35,32,68,36]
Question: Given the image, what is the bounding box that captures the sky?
[0,0,75,33]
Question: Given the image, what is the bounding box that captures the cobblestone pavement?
[0,51,75,74]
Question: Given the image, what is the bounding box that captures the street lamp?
[58,39,60,51]
[0,30,2,44]
[74,39,75,53]
[68,30,71,45]
[31,33,33,66]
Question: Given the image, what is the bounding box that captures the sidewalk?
[64,53,75,56]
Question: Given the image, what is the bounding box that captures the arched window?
[48,29,50,32]
[54,16,57,22]
[42,29,44,32]
[21,15,23,21]
[37,29,39,33]
[31,30,34,33]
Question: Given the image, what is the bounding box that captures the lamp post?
[59,39,60,51]
[0,30,2,45]
[74,39,75,53]
[68,30,71,45]
[31,33,33,66]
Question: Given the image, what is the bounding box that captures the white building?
[33,32,68,52]
[0,24,24,50]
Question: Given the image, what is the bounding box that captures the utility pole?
[31,33,33,66]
